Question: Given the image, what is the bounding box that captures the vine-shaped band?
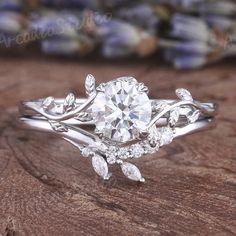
[20,75,217,182]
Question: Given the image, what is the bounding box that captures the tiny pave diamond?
[107,155,116,164]
[131,144,144,158]
[81,147,92,157]
[91,77,152,143]
[118,147,129,159]
[142,140,159,154]
[105,146,117,164]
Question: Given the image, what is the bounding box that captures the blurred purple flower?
[0,0,235,70]
[42,38,81,55]
[0,0,22,11]
[164,49,207,69]
[96,19,141,58]
[170,14,210,42]
[197,1,236,16]
[40,0,99,10]
[102,0,130,8]
[41,33,94,56]
[117,4,159,35]
[29,12,80,39]
[173,55,207,69]
[204,15,235,30]
[40,0,131,9]
[0,12,23,35]
[174,41,212,54]
[153,0,204,8]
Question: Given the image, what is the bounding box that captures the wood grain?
[0,57,235,236]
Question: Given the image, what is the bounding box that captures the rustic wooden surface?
[0,57,235,236]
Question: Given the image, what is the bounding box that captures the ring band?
[19,75,218,182]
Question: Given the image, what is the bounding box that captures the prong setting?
[96,83,106,92]
[136,82,149,93]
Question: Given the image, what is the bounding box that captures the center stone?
[91,78,152,143]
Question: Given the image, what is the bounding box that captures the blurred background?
[0,0,236,69]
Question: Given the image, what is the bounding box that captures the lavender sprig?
[0,0,235,69]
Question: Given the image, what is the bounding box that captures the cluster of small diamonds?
[104,126,174,164]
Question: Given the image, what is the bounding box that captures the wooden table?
[0,57,235,236]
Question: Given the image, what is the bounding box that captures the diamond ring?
[19,75,218,182]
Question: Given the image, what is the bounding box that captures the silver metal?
[19,75,218,182]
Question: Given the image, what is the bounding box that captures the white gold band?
[19,75,218,182]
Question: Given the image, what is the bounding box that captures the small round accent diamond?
[105,146,117,164]
[118,147,130,160]
[81,147,92,157]
[131,144,144,158]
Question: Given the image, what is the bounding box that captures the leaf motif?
[85,74,96,96]
[175,88,193,101]
[121,162,145,182]
[92,154,110,180]
[148,125,161,147]
[49,120,68,132]
[168,107,180,127]
[63,93,76,113]
[42,96,55,110]
[75,112,93,122]
[187,110,200,123]
[152,101,169,112]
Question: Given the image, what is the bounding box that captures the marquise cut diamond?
[91,77,152,142]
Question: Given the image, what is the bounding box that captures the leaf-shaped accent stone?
[176,88,193,102]
[42,96,55,110]
[49,120,68,132]
[187,110,200,123]
[121,162,145,182]
[92,154,110,180]
[85,74,96,96]
[168,107,180,127]
[63,93,76,112]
